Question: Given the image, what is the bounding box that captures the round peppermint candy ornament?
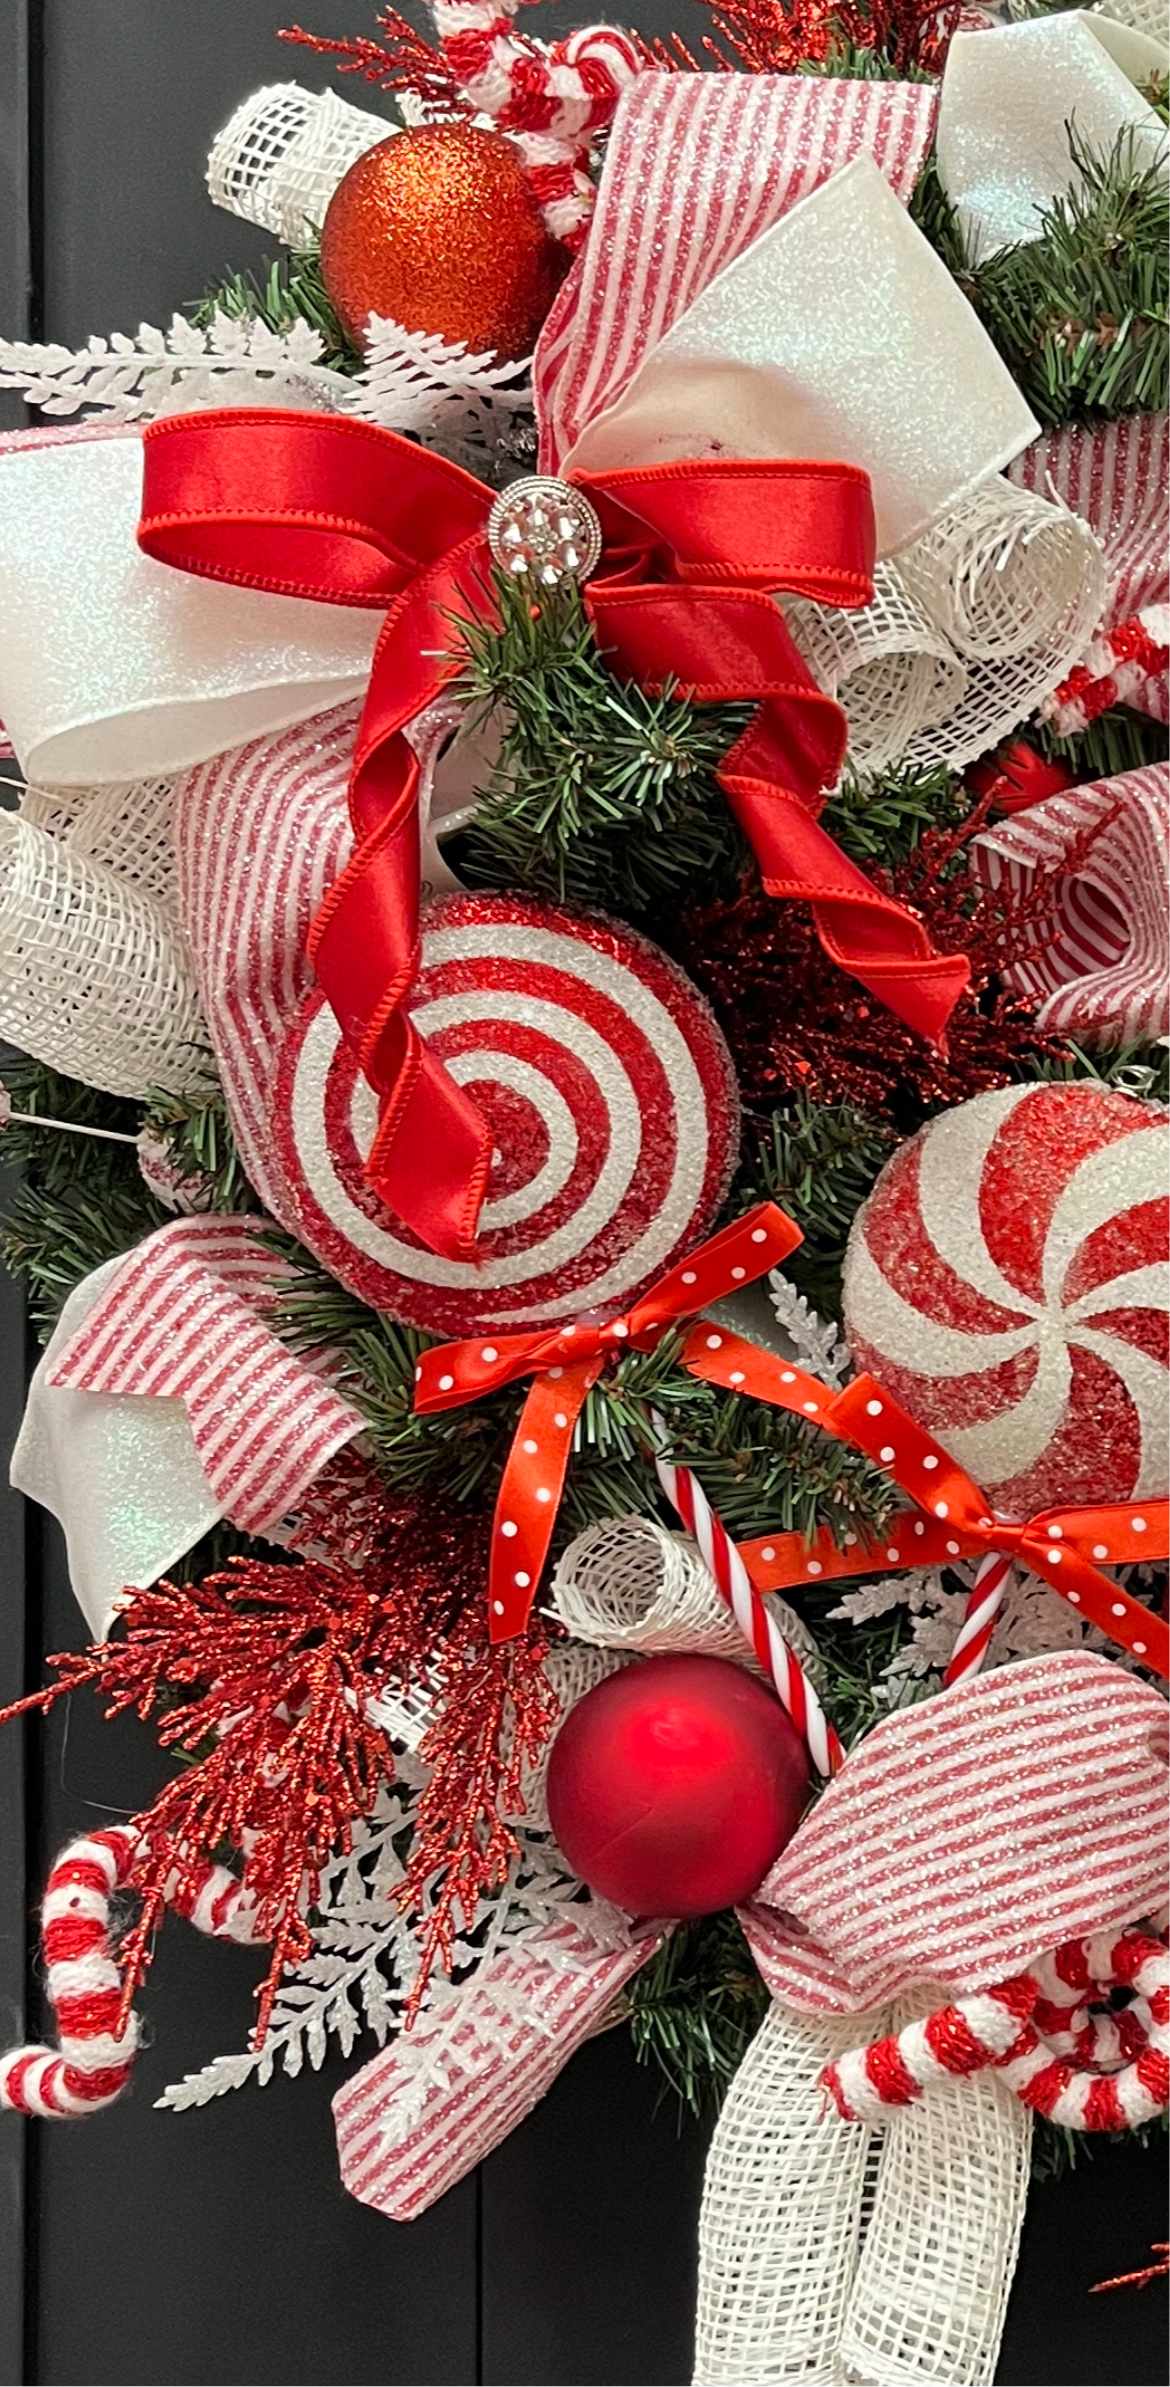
[276,893,739,1336]
[842,1082,1168,1516]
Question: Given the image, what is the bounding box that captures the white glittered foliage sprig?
[0,312,336,421]
[159,1757,627,2110]
[341,313,534,477]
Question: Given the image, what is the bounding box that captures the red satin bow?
[683,1327,1170,1678]
[139,411,968,1263]
[414,1204,802,1640]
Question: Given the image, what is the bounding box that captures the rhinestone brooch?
[486,476,604,588]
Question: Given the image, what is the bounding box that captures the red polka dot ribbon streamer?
[138,412,967,1266]
[414,1202,801,1640]
[682,1329,1170,1680]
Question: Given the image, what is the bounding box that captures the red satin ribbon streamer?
[140,412,968,1263]
[682,1327,1169,1679]
[414,1203,802,1640]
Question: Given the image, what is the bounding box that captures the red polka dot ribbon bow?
[138,411,968,1268]
[414,1203,801,1640]
[683,1328,1170,1679]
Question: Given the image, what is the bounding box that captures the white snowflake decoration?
[832,1559,1166,1708]
[0,311,338,423]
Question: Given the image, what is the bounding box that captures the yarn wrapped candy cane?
[431,6,642,246]
[822,1927,1170,2133]
[689,1653,1167,2387]
[0,1825,261,2120]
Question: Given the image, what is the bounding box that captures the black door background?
[0,6,1165,2381]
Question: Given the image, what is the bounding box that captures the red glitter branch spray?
[0,1483,559,2040]
[691,0,961,77]
[281,11,469,113]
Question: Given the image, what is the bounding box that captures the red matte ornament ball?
[545,1654,811,1918]
[320,125,568,363]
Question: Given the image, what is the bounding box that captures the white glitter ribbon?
[0,430,378,786]
[937,13,1169,265]
[562,152,1104,770]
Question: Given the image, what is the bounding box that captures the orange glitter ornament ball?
[320,125,568,365]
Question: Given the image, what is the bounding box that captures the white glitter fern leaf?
[0,312,335,423]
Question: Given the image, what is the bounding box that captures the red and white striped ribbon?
[0,1826,260,2120]
[943,1552,1015,1687]
[822,1928,1169,2134]
[654,1437,844,1779]
[47,1216,364,1537]
[534,70,937,471]
[334,1917,658,2221]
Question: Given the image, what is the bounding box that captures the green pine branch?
[263,1231,893,1551]
[624,1912,770,2115]
[1032,704,1168,785]
[144,1079,262,1216]
[0,1057,162,1338]
[188,243,362,376]
[451,573,752,921]
[912,128,1169,427]
[731,1096,896,1310]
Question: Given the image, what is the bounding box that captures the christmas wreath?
[0,5,1167,2378]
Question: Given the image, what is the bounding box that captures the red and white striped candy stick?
[430,4,642,247]
[654,1437,844,1779]
[944,1551,1015,1689]
[0,1824,260,2121]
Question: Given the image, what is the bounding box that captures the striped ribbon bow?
[682,1326,1169,1680]
[413,1203,800,1641]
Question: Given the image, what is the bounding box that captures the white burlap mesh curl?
[206,83,390,246]
[785,569,966,775]
[1080,0,1164,34]
[791,476,1107,776]
[836,1992,1032,2387]
[0,814,207,1097]
[897,478,1103,665]
[19,775,181,914]
[549,1514,823,1680]
[693,2002,885,2387]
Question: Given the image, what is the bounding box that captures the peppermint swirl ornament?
[276,893,739,1335]
[842,1082,1169,1515]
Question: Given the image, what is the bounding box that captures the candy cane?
[0,1825,261,2120]
[822,1929,1169,2133]
[654,1436,844,1780]
[944,1551,1015,1687]
[430,5,642,246]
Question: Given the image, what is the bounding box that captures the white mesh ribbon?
[18,772,182,913]
[560,153,1104,773]
[206,82,390,245]
[549,1513,823,1682]
[833,1996,1031,2387]
[1101,0,1168,39]
[0,811,205,1097]
[0,431,378,785]
[791,485,1106,773]
[937,14,1169,264]
[694,2003,885,2387]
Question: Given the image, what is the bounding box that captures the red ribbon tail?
[488,1362,599,1641]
